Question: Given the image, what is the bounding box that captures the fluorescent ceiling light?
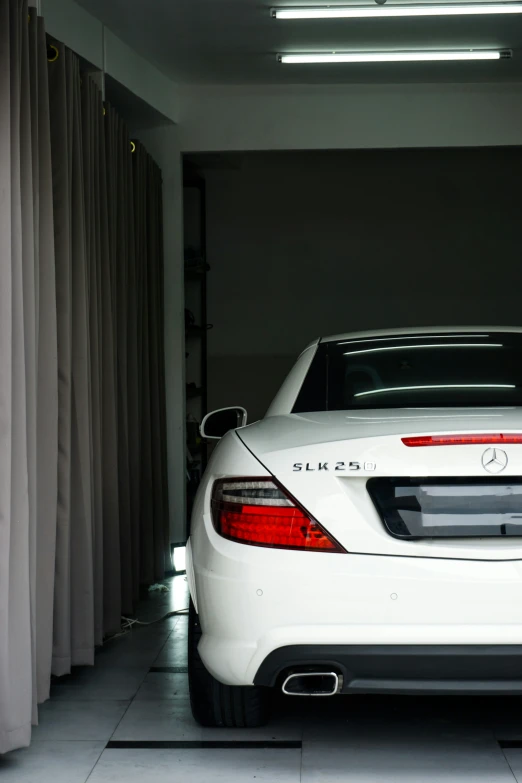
[273,3,522,18]
[279,51,508,64]
[355,384,516,397]
[344,343,502,356]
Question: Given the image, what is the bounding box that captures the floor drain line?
[106,741,302,750]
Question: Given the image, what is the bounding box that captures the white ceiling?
[75,0,522,84]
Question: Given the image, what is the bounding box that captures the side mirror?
[200,407,248,440]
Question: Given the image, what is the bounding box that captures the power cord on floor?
[106,608,189,642]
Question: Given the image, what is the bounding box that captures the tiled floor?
[2,575,522,781]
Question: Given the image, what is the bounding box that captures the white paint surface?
[190,406,522,686]
[178,83,522,152]
[42,0,180,123]
[42,0,104,67]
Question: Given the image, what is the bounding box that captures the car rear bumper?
[254,644,522,695]
[188,525,522,687]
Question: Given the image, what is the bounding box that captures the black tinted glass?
[293,333,522,412]
[368,477,522,539]
[204,409,242,438]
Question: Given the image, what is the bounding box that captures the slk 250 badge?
[293,461,376,472]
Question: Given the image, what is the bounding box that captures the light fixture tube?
[278,50,509,64]
[272,3,522,18]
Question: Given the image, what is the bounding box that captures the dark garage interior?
[192,148,522,421]
[3,0,522,780]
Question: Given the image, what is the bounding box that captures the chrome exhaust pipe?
[282,672,342,697]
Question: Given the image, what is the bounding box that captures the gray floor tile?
[136,577,189,621]
[31,701,130,742]
[0,741,105,783]
[302,736,513,782]
[156,635,187,650]
[112,699,302,742]
[134,672,189,700]
[88,748,301,782]
[51,668,147,701]
[159,632,187,649]
[93,634,170,670]
[152,653,187,667]
[152,640,188,667]
[502,749,522,781]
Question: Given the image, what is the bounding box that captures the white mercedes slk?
[186,327,522,727]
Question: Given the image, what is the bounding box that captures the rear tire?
[188,599,270,728]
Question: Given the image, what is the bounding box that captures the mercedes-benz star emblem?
[481,448,508,474]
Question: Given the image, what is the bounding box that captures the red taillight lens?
[211,479,345,552]
[402,433,522,447]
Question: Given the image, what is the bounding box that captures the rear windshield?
[293,333,522,412]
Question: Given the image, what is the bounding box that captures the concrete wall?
[179,83,522,153]
[203,148,522,422]
[41,0,179,123]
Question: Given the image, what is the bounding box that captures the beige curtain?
[105,106,134,616]
[48,41,96,674]
[1,0,58,753]
[0,6,170,754]
[81,75,105,647]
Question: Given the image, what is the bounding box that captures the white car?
[187,327,522,727]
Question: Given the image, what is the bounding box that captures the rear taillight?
[211,478,345,553]
[402,434,522,447]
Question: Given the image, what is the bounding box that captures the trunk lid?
[238,408,522,560]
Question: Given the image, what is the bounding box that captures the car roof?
[299,326,522,355]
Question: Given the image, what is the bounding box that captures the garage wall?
[41,0,180,122]
[179,83,522,153]
[204,148,522,422]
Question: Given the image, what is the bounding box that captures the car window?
[293,333,522,411]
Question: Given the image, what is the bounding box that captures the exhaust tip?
[282,672,341,697]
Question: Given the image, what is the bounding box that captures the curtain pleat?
[34,14,58,705]
[1,8,170,753]
[68,48,96,668]
[134,149,154,584]
[1,0,32,754]
[20,0,38,725]
[100,107,122,636]
[48,41,74,676]
[81,77,104,647]
[105,107,133,616]
[126,142,141,608]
